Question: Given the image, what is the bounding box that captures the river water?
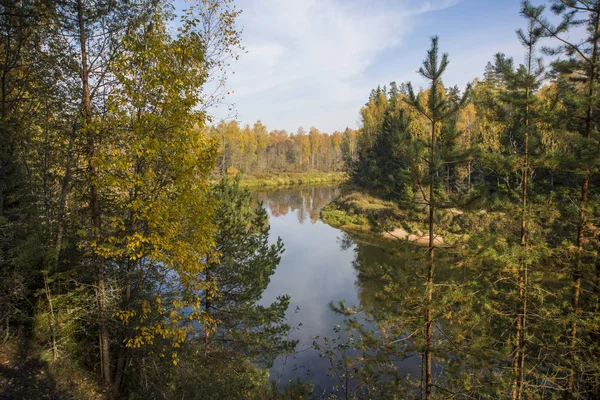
[252,184,420,394]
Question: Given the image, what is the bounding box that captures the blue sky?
[209,0,539,133]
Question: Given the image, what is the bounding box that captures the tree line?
[334,1,600,398]
[210,120,357,175]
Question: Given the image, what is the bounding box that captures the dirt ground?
[0,332,106,400]
[0,336,66,399]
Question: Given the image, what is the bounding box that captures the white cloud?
[216,0,462,132]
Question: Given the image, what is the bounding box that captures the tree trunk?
[54,128,75,271]
[566,176,587,398]
[566,9,599,397]
[204,270,212,356]
[43,125,76,364]
[514,33,533,400]
[0,17,11,219]
[424,118,436,400]
[77,0,110,385]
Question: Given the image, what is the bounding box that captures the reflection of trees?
[348,233,426,329]
[297,201,306,224]
[251,185,340,225]
[327,233,507,397]
[313,233,428,397]
[308,187,331,224]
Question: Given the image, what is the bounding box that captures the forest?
[209,120,356,176]
[0,0,599,399]
[0,0,296,398]
[318,1,600,398]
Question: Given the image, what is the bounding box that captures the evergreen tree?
[470,7,549,397]
[524,1,600,396]
[204,177,294,364]
[404,36,469,399]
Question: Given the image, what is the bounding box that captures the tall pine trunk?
[513,25,535,399]
[513,66,530,400]
[77,0,110,384]
[425,118,436,400]
[406,36,466,399]
[567,9,598,397]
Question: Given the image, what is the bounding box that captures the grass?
[321,191,404,230]
[319,207,369,229]
[321,190,475,248]
[236,171,347,188]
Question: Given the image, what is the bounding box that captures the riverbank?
[238,171,347,188]
[321,191,462,247]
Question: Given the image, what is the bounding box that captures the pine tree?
[405,36,469,399]
[204,176,294,363]
[486,7,546,396]
[523,1,600,395]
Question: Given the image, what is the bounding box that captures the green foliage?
[3,0,600,398]
[321,192,404,232]
[330,7,600,398]
[118,176,296,399]
[0,0,300,398]
[204,176,296,364]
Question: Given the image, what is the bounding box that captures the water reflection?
[254,185,356,391]
[341,233,425,384]
[253,185,340,225]
[253,184,560,397]
[253,184,423,394]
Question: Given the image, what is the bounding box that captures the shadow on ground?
[0,335,66,400]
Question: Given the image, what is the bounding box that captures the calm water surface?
[251,184,419,393]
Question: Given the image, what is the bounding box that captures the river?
[252,184,420,394]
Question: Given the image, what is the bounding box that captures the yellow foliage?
[95,9,221,361]
[226,166,239,177]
